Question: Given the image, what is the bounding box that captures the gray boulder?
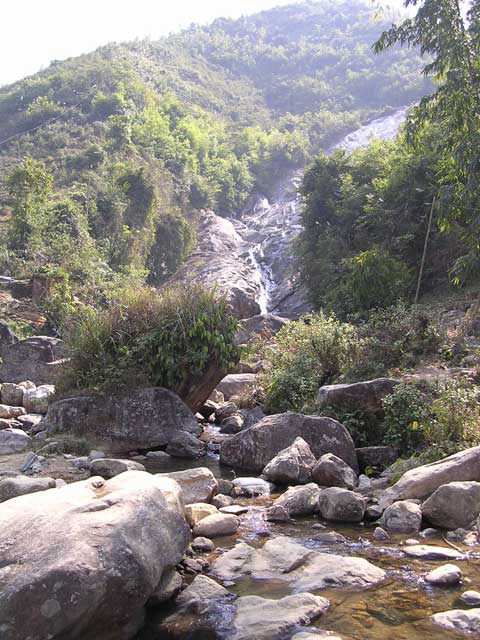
[0,428,31,454]
[0,382,25,406]
[425,564,462,587]
[0,336,64,385]
[90,458,146,479]
[232,477,274,497]
[422,481,480,529]
[0,471,190,640]
[156,468,218,504]
[317,378,398,413]
[263,437,316,485]
[220,413,358,473]
[0,404,26,419]
[379,500,422,533]
[23,384,55,414]
[220,413,244,434]
[216,374,257,400]
[44,387,200,452]
[0,476,56,503]
[356,446,398,473]
[318,488,365,523]
[165,432,207,459]
[273,483,322,516]
[192,513,240,538]
[312,453,357,489]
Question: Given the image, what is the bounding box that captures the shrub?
[382,383,431,457]
[260,312,360,414]
[61,284,239,399]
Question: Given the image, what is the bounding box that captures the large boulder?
[382,446,480,503]
[44,387,200,452]
[0,476,56,503]
[216,373,257,400]
[312,453,357,490]
[0,383,25,406]
[317,378,398,413]
[263,437,316,485]
[0,428,31,454]
[421,482,480,530]
[379,501,422,533]
[23,384,55,415]
[220,413,358,473]
[273,483,321,516]
[211,536,385,590]
[0,471,190,640]
[156,468,218,504]
[0,336,64,385]
[318,488,365,523]
[234,313,289,345]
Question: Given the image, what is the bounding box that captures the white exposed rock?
[220,504,249,516]
[156,468,218,504]
[432,609,480,635]
[461,591,480,606]
[90,458,146,479]
[274,483,322,516]
[212,494,234,508]
[0,404,26,419]
[318,487,365,523]
[192,512,240,538]
[312,453,357,490]
[232,477,274,497]
[425,564,462,586]
[0,476,56,503]
[404,545,464,560]
[357,474,372,491]
[88,450,105,461]
[379,500,422,532]
[23,384,55,414]
[263,437,316,485]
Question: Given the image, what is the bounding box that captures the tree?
[374,0,480,280]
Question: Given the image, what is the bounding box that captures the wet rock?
[432,609,480,635]
[235,313,289,345]
[425,564,462,587]
[404,545,464,560]
[373,527,390,541]
[211,536,385,590]
[0,335,64,385]
[461,591,480,606]
[312,531,346,544]
[263,437,316,485]
[217,479,234,496]
[0,427,31,454]
[156,468,218,504]
[0,476,56,503]
[312,453,357,490]
[0,471,190,640]
[185,503,218,527]
[422,481,480,530]
[317,378,398,413]
[220,505,249,516]
[232,477,273,497]
[420,528,438,538]
[90,458,146,479]
[217,374,257,400]
[220,413,358,473]
[356,445,398,473]
[0,382,25,406]
[145,450,172,462]
[192,513,240,538]
[212,494,234,508]
[147,569,183,606]
[0,404,26,419]
[266,504,292,522]
[177,574,230,608]
[166,432,207,459]
[215,401,239,422]
[318,488,365,523]
[231,592,329,640]
[274,483,322,516]
[383,445,480,503]
[23,384,55,415]
[44,387,200,453]
[220,413,244,434]
[191,536,215,553]
[379,500,422,533]
[447,529,478,545]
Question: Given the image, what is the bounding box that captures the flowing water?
[235,107,411,317]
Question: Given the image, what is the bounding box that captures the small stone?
[232,477,273,497]
[318,487,365,523]
[266,504,292,522]
[312,453,357,490]
[71,457,91,470]
[420,528,438,538]
[90,458,146,478]
[404,539,420,546]
[191,536,215,553]
[185,503,218,527]
[312,531,346,544]
[365,504,384,522]
[461,591,480,606]
[145,450,172,461]
[217,479,233,496]
[357,474,372,491]
[432,609,480,634]
[88,450,105,461]
[425,564,462,587]
[211,494,234,509]
[373,527,390,541]
[219,505,248,516]
[379,501,422,533]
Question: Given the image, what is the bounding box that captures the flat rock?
[0,404,26,419]
[185,503,218,527]
[404,545,464,560]
[90,458,146,479]
[317,378,398,413]
[220,505,249,516]
[156,468,218,504]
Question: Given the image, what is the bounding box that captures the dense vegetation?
[297,0,480,315]
[0,0,429,310]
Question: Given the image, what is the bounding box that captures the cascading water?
[234,107,411,316]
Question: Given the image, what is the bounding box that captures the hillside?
[0,0,430,307]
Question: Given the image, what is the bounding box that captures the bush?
[61,284,239,398]
[259,312,360,414]
[382,383,431,456]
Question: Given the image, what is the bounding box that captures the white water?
[237,107,410,316]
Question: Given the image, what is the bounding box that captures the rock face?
[216,373,257,400]
[383,446,480,503]
[317,378,398,412]
[318,488,365,523]
[0,471,190,640]
[235,313,289,345]
[0,476,56,503]
[220,413,358,473]
[211,536,385,590]
[0,336,64,385]
[421,481,480,529]
[263,437,316,485]
[432,609,480,635]
[379,501,422,533]
[0,428,31,454]
[23,384,55,414]
[156,468,218,504]
[273,483,322,516]
[44,387,200,452]
[312,453,357,489]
